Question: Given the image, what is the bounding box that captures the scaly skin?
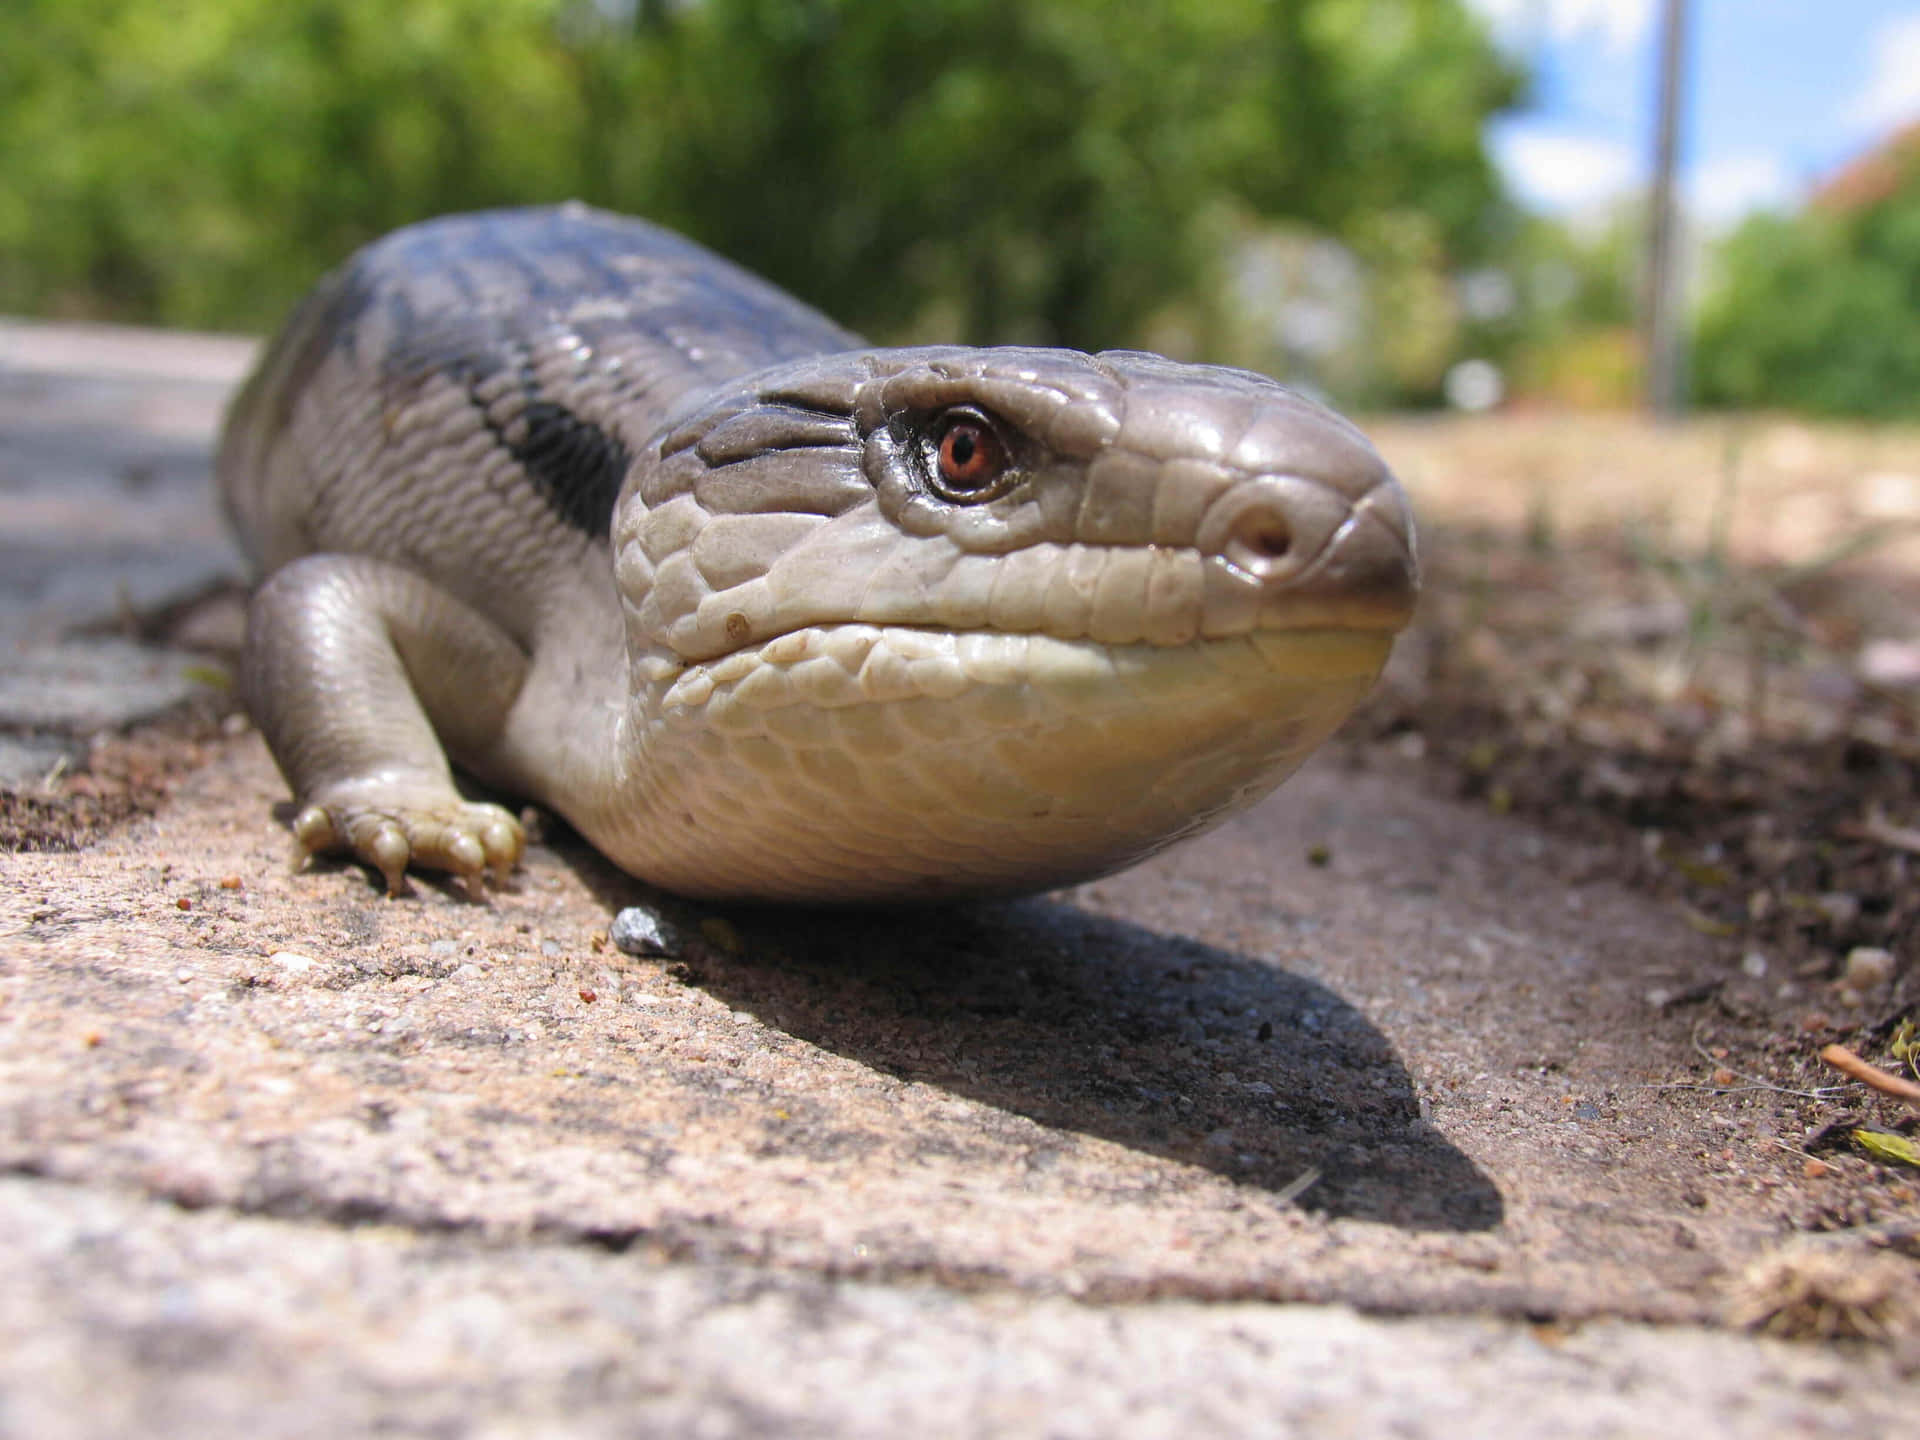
[218,204,1418,902]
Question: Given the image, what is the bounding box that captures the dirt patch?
[1353,520,1919,1003]
[1367,410,1920,573]
[1335,413,1920,1253]
[0,709,237,855]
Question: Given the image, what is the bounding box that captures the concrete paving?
[0,320,251,649]
[1,320,1913,1437]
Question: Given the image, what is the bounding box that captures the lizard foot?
[292,791,524,898]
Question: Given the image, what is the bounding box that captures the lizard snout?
[1196,470,1419,633]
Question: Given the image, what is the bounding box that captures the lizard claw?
[292,791,525,897]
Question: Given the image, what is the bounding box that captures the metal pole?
[1644,0,1690,417]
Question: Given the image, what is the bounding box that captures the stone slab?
[0,638,223,736]
[0,1175,1900,1440]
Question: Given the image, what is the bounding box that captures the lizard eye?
[926,411,1013,501]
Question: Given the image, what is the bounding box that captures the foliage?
[633,0,1520,363]
[0,0,600,329]
[1694,159,1920,419]
[1494,207,1643,406]
[0,0,1520,367]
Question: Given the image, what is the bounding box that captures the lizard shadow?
[566,850,1502,1233]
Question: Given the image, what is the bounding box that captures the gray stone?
[0,733,84,790]
[0,319,249,647]
[611,904,680,957]
[0,536,243,646]
[0,638,224,733]
[0,1176,1907,1440]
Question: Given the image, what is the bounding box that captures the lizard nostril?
[1223,508,1294,577]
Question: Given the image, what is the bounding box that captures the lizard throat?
[599,624,1391,902]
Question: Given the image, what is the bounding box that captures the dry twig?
[1819,1044,1920,1111]
[1837,813,1920,859]
[1683,1030,1850,1101]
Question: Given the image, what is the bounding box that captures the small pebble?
[270,951,316,974]
[1842,947,1896,990]
[219,875,243,890]
[579,987,597,1004]
[1816,892,1860,930]
[174,968,193,983]
[610,906,678,957]
[175,897,191,911]
[1740,951,1768,979]
[1860,638,1920,688]
[1803,1158,1835,1180]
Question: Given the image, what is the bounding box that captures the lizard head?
[604,346,1417,901]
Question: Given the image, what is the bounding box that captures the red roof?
[1812,120,1920,213]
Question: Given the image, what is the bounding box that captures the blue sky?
[1467,0,1920,223]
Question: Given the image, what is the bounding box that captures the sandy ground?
[2,321,1916,1436]
[1369,408,1920,572]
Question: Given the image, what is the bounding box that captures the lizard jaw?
[604,623,1391,902]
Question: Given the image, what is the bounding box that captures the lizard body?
[219,205,1417,902]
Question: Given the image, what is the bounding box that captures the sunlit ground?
[1345,407,1918,1024]
[1370,409,1920,574]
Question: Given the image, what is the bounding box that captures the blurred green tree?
[624,0,1520,352]
[1491,206,1642,407]
[1693,154,1920,419]
[0,0,599,328]
[0,0,1520,364]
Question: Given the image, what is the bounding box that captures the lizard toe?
[294,789,525,897]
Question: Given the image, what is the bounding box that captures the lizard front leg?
[243,554,530,896]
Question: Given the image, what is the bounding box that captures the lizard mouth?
[630,623,1392,901]
[659,623,1391,714]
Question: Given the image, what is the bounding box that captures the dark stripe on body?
[272,207,865,537]
[493,398,630,538]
